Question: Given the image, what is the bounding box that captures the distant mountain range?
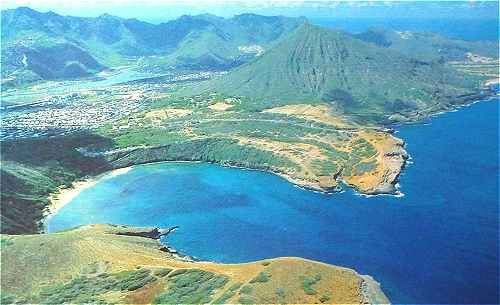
[1,7,304,84]
[353,27,499,61]
[2,7,498,122]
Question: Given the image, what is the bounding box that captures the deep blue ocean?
[48,98,499,304]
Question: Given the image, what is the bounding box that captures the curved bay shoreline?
[44,151,406,229]
[43,167,133,231]
[44,87,498,221]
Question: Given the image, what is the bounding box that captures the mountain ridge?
[1,7,305,84]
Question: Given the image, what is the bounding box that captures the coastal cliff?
[343,135,408,195]
[98,138,407,195]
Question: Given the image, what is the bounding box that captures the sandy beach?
[44,167,134,224]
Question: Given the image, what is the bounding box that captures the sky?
[1,0,498,23]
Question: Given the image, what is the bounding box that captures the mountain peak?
[233,13,278,22]
[97,12,120,20]
[195,13,222,20]
[202,22,478,123]
[11,6,41,17]
[178,14,195,20]
[234,13,262,18]
[14,6,37,13]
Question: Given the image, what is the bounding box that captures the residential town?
[0,70,221,140]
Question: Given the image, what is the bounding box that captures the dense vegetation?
[107,137,299,171]
[155,269,229,304]
[212,282,242,304]
[1,267,161,304]
[36,268,156,304]
[0,134,112,234]
[301,273,322,295]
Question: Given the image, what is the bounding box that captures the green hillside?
[0,134,112,234]
[192,23,486,124]
[135,14,306,72]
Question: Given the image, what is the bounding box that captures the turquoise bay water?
[48,99,499,304]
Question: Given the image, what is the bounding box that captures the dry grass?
[234,127,405,193]
[145,108,192,120]
[208,102,234,111]
[234,136,340,190]
[344,131,406,193]
[0,225,385,304]
[263,104,352,128]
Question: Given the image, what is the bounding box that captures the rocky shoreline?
[113,225,196,262]
[387,88,497,124]
[75,143,408,196]
[361,275,391,304]
[43,136,409,232]
[350,138,409,196]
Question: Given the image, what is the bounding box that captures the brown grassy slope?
[1,224,389,304]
